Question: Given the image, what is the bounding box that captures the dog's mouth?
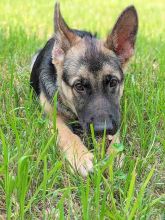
[69,120,114,150]
[84,134,113,150]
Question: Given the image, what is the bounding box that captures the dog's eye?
[74,82,85,92]
[109,78,118,87]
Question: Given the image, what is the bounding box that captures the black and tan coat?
[30,3,138,176]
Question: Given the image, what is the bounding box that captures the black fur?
[82,36,109,73]
[30,38,55,99]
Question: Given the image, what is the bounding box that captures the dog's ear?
[105,6,138,65]
[52,3,81,66]
[53,3,80,51]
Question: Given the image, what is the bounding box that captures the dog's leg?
[56,116,94,176]
[40,91,94,177]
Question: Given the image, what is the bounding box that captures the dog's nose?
[93,120,117,136]
[86,116,118,136]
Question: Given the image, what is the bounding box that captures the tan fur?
[40,91,53,115]
[39,91,93,177]
[55,116,94,176]
[61,81,77,115]
[119,83,124,97]
[101,63,122,79]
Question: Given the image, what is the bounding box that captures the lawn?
[0,0,165,219]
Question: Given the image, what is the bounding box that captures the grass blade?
[125,161,137,212]
[128,165,155,220]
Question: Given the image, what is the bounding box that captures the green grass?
[0,0,165,219]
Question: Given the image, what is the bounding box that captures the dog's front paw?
[65,136,94,177]
[76,151,94,177]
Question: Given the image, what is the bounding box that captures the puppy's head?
[52,3,138,136]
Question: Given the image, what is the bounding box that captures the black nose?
[93,121,117,136]
[86,116,118,136]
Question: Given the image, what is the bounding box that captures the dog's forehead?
[64,36,123,84]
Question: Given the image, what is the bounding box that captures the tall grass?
[0,0,164,219]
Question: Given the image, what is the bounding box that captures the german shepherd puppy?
[30,3,138,176]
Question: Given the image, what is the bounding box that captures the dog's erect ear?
[105,6,138,65]
[52,3,81,66]
[54,3,80,50]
